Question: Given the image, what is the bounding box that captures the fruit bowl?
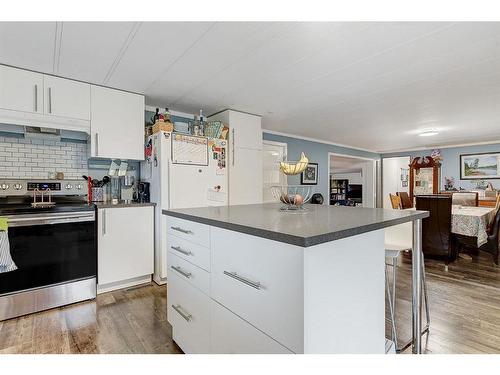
[270,185,312,211]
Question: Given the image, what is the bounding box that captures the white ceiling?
[330,155,369,174]
[2,22,500,153]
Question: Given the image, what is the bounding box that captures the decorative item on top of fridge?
[152,107,174,134]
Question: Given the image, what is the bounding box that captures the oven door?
[0,211,96,296]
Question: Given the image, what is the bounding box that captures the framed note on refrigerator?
[171,133,209,166]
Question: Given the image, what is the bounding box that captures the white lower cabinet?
[210,300,292,354]
[166,216,302,354]
[167,272,210,354]
[210,227,303,353]
[97,206,154,292]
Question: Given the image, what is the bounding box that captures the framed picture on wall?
[460,152,500,180]
[301,163,318,185]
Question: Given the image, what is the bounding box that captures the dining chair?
[389,194,402,209]
[397,192,413,209]
[455,208,500,265]
[452,192,478,207]
[415,195,456,265]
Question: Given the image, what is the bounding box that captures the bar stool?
[385,247,430,352]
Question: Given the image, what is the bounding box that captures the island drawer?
[210,227,304,353]
[167,233,210,271]
[167,272,210,353]
[166,216,209,247]
[210,300,293,354]
[167,251,210,295]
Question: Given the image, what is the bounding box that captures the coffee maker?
[135,181,150,203]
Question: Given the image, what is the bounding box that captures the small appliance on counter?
[135,181,150,203]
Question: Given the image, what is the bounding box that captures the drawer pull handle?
[223,271,261,290]
[171,226,193,234]
[171,265,192,279]
[171,304,192,322]
[171,245,192,256]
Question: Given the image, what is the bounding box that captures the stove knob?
[65,184,73,190]
[75,184,82,190]
[13,183,23,190]
[0,183,9,190]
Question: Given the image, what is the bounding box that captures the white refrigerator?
[141,131,228,284]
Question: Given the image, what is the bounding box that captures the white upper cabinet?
[43,75,90,120]
[229,110,262,150]
[0,65,43,114]
[210,110,262,150]
[90,85,145,160]
[208,109,263,205]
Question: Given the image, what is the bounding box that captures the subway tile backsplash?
[0,136,88,179]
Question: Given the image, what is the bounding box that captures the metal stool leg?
[397,251,431,352]
[391,257,398,346]
[385,263,398,346]
[421,251,430,331]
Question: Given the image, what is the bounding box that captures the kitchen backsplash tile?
[0,136,88,179]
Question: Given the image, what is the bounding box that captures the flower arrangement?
[444,176,455,191]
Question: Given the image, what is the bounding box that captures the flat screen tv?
[347,184,362,201]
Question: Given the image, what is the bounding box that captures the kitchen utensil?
[110,176,121,203]
[118,162,128,177]
[108,160,120,176]
[121,175,135,187]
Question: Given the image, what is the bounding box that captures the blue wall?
[383,143,500,190]
[263,132,380,201]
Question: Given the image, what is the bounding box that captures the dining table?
[451,205,496,247]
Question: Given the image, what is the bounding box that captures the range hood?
[24,126,62,141]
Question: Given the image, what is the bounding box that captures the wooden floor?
[391,251,500,354]
[0,283,182,354]
[1,251,499,354]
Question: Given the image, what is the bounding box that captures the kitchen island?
[162,203,428,354]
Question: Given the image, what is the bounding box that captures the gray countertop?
[163,203,429,247]
[94,201,156,209]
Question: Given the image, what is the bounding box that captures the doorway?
[262,140,288,203]
[382,156,411,209]
[328,153,377,208]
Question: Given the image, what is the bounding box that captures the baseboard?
[153,274,167,285]
[97,275,152,294]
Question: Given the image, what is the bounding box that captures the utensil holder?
[91,187,104,202]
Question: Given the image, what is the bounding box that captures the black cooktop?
[0,202,96,216]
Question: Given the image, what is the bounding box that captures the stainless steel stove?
[0,179,96,321]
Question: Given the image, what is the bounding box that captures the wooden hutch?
[409,156,441,200]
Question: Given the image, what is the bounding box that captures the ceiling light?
[418,130,439,137]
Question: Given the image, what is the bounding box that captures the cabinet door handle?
[95,133,99,156]
[232,128,235,166]
[171,245,192,256]
[171,304,192,322]
[102,209,106,235]
[171,265,192,279]
[170,226,192,234]
[48,87,52,113]
[223,271,261,290]
[34,84,38,112]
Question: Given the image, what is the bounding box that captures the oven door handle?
[6,213,95,227]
